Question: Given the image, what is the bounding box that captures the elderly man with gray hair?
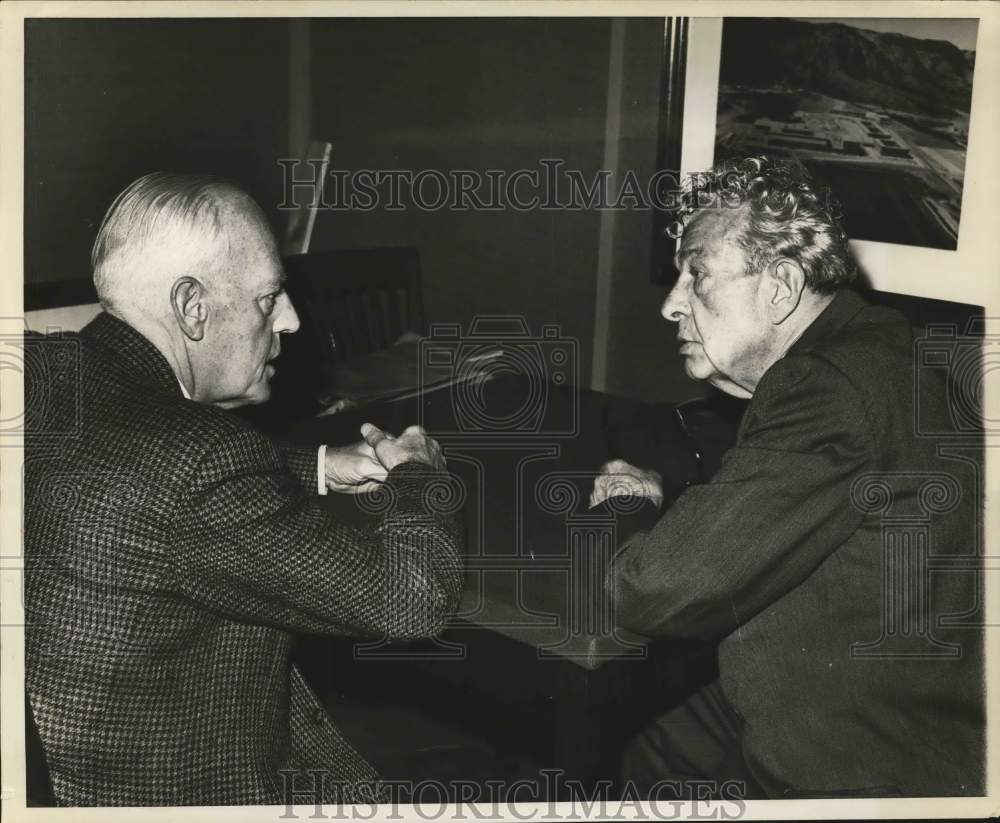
[25,173,463,806]
[592,156,984,799]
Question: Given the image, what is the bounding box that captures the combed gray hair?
[92,172,248,313]
[670,155,857,294]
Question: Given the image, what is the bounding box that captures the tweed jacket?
[24,312,464,806]
[610,290,984,797]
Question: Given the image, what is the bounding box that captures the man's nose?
[661,277,690,322]
[273,292,300,334]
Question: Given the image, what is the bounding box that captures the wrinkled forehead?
[217,200,284,291]
[674,206,749,270]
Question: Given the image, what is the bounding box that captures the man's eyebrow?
[265,273,287,292]
[674,246,702,269]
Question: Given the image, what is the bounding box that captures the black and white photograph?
[714,17,979,250]
[1,3,996,822]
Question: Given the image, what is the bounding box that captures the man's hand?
[589,459,664,509]
[361,423,446,472]
[324,439,388,494]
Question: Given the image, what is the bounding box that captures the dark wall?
[24,16,698,404]
[308,17,612,384]
[603,19,704,404]
[25,19,289,288]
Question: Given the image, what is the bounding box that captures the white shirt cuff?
[317,445,328,495]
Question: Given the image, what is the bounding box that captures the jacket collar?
[80,312,184,399]
[787,288,868,357]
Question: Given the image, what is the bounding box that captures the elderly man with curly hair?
[592,156,984,800]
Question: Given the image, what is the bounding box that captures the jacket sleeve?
[279,442,322,494]
[169,425,464,639]
[609,354,874,640]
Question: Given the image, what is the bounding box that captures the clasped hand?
[324,423,446,494]
[589,459,664,509]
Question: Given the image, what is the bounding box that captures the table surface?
[287,374,683,670]
[286,373,732,787]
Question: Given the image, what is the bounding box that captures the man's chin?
[243,381,273,405]
[707,375,753,399]
[244,366,277,404]
[213,381,272,409]
[681,357,714,383]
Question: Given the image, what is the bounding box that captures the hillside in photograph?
[718,18,974,118]
[714,17,979,250]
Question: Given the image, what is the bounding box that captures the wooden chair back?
[283,248,425,363]
[237,248,425,433]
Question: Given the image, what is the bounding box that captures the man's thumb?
[361,423,388,449]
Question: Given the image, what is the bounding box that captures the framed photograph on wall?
[714,18,978,251]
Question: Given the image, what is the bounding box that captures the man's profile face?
[661,208,769,396]
[202,214,299,406]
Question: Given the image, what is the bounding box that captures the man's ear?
[767,258,805,324]
[170,277,208,341]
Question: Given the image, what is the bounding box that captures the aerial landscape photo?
[714,18,978,250]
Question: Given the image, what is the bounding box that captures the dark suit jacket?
[24,312,464,806]
[610,290,984,797]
